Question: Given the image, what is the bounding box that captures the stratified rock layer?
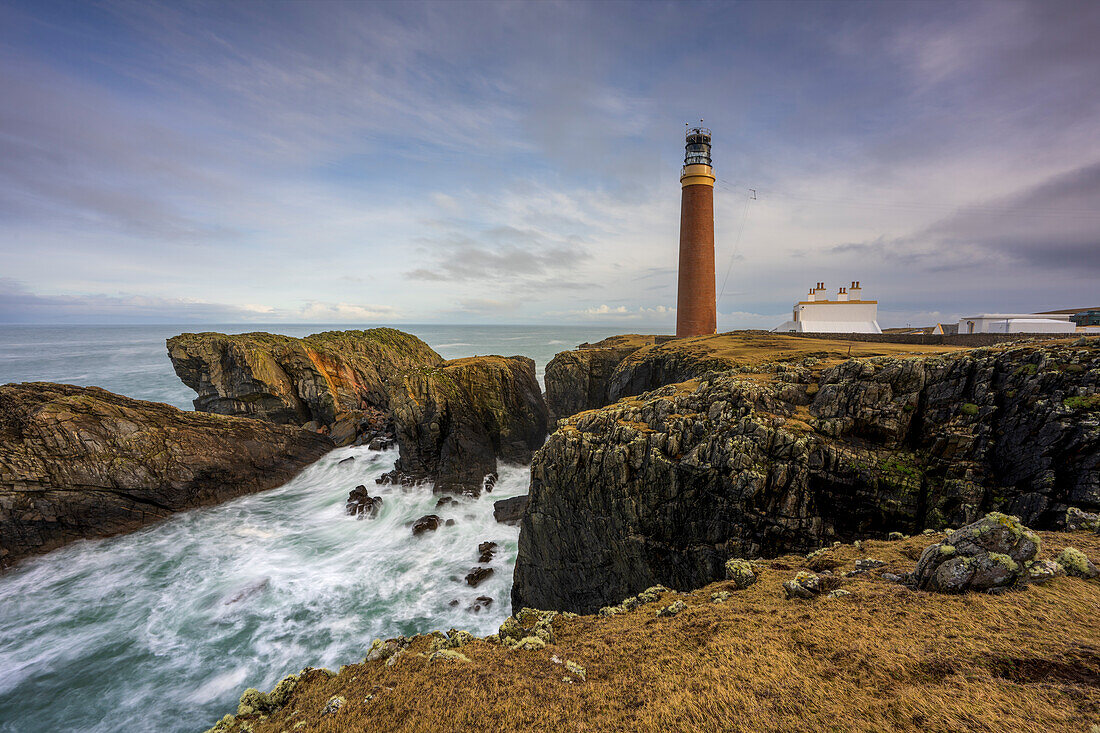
[386,356,548,494]
[0,382,332,566]
[167,329,442,444]
[513,340,1099,613]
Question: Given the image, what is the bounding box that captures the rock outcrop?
[544,336,664,428]
[513,339,1099,613]
[0,382,332,566]
[911,513,1041,593]
[543,330,967,429]
[383,356,548,494]
[166,329,442,445]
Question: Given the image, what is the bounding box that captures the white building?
[775,281,881,334]
[957,313,1076,334]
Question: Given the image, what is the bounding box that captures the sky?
[1,0,1098,328]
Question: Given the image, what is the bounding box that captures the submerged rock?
[412,515,442,535]
[345,485,383,519]
[0,382,332,566]
[465,566,494,587]
[478,541,498,563]
[912,513,1040,593]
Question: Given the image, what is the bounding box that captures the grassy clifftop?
[206,528,1100,732]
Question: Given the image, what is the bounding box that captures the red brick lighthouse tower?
[675,126,717,338]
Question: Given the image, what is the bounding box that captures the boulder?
[412,515,441,535]
[724,558,756,589]
[345,485,382,519]
[166,328,442,446]
[512,339,1099,613]
[0,383,332,566]
[493,495,528,525]
[911,513,1041,593]
[783,571,825,599]
[385,356,548,494]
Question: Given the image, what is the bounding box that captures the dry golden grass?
[236,530,1100,733]
[631,330,971,371]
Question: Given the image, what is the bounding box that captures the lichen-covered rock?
[655,599,686,617]
[724,559,756,589]
[888,532,906,541]
[236,688,273,717]
[710,590,732,603]
[1055,547,1099,578]
[384,355,548,494]
[513,340,1099,613]
[167,329,441,445]
[0,383,332,566]
[564,660,586,681]
[912,513,1041,593]
[1025,559,1066,584]
[855,558,885,571]
[1065,507,1100,532]
[320,695,345,715]
[267,674,298,708]
[827,589,852,598]
[430,629,475,652]
[783,571,823,600]
[429,648,472,663]
[365,637,408,663]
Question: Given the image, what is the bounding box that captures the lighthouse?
[675,125,717,337]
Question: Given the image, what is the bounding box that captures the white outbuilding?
[775,281,882,334]
[957,314,1076,334]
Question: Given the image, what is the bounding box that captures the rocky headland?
[544,330,969,427]
[0,382,332,566]
[167,328,443,446]
[516,335,1099,612]
[169,329,549,496]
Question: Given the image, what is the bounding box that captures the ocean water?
[0,324,619,733]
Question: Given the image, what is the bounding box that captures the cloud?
[297,302,399,322]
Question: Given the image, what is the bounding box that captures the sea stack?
[675,125,717,338]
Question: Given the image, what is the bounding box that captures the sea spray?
[0,445,526,733]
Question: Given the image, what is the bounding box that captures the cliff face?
[166,329,443,445]
[0,383,332,566]
[513,340,1099,613]
[386,356,548,494]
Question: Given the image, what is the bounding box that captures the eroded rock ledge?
[0,382,332,566]
[167,328,443,445]
[514,340,1099,613]
[168,329,549,494]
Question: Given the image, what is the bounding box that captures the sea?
[0,324,620,733]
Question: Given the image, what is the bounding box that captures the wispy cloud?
[1,1,1098,326]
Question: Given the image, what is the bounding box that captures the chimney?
[837,287,848,302]
[849,280,862,300]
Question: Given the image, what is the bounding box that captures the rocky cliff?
[385,355,548,494]
[166,329,442,445]
[544,330,965,428]
[513,339,1099,613]
[0,382,332,566]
